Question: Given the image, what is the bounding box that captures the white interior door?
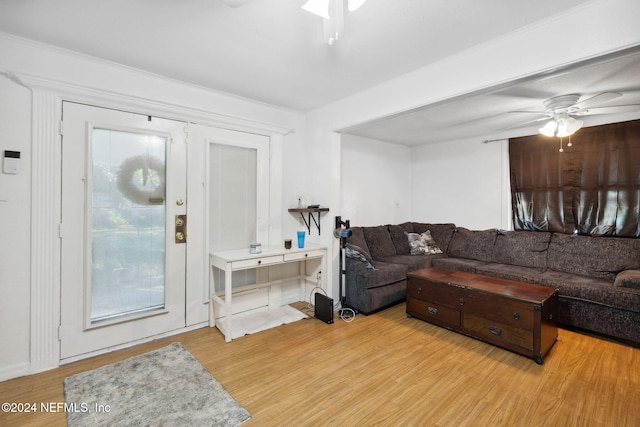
[186,124,270,301]
[60,102,187,360]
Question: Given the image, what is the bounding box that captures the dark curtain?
[509,119,640,237]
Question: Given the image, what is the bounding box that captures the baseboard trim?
[0,362,30,382]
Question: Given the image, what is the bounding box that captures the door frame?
[15,73,289,370]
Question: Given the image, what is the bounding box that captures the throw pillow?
[345,244,375,270]
[406,231,443,255]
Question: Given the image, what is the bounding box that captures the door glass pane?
[210,143,257,290]
[91,129,166,323]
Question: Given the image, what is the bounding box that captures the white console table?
[209,244,327,342]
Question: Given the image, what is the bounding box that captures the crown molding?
[7,70,293,136]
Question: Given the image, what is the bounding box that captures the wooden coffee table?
[406,267,558,364]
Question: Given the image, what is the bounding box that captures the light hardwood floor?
[1,303,638,426]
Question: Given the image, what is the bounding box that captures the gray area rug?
[64,342,250,427]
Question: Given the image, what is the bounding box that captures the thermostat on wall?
[3,151,20,175]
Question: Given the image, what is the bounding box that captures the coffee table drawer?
[407,298,461,327]
[407,277,463,308]
[463,294,534,329]
[463,313,533,350]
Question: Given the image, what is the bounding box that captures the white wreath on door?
[116,154,165,205]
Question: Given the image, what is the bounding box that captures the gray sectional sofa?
[345,222,640,345]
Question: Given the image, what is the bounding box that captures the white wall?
[340,134,509,230]
[411,138,510,230]
[0,77,32,378]
[341,134,411,226]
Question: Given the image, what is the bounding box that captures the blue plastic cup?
[297,231,305,248]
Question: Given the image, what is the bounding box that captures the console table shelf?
[288,207,329,235]
[209,244,327,342]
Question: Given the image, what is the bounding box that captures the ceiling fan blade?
[502,116,552,130]
[575,92,622,108]
[573,105,640,116]
[507,110,550,117]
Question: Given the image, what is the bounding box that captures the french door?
[187,124,271,295]
[60,103,187,360]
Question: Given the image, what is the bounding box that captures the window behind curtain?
[509,119,640,237]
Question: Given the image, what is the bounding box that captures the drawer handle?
[513,312,520,320]
[417,287,422,294]
[489,326,502,335]
[258,260,262,265]
[427,307,438,315]
[459,298,465,306]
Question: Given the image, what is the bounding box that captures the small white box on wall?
[3,150,20,174]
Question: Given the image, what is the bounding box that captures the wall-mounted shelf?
[288,207,330,235]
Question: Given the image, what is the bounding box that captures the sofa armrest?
[345,243,375,270]
[614,270,640,290]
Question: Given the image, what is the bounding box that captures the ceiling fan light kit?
[518,92,640,139]
[538,95,584,137]
[302,0,331,19]
[539,114,584,138]
[302,0,368,45]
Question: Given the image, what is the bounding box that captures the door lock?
[175,215,187,243]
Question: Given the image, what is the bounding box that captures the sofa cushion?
[539,270,640,313]
[474,262,544,285]
[447,228,497,262]
[388,224,413,255]
[548,233,640,280]
[491,230,551,271]
[536,270,593,288]
[407,231,443,255]
[363,226,397,260]
[348,227,372,259]
[431,257,489,274]
[614,269,640,290]
[413,223,456,253]
[379,253,447,271]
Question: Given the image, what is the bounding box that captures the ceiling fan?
[511,92,640,137]
[221,0,368,45]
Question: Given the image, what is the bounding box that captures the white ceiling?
[1,0,639,145]
[344,49,640,145]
